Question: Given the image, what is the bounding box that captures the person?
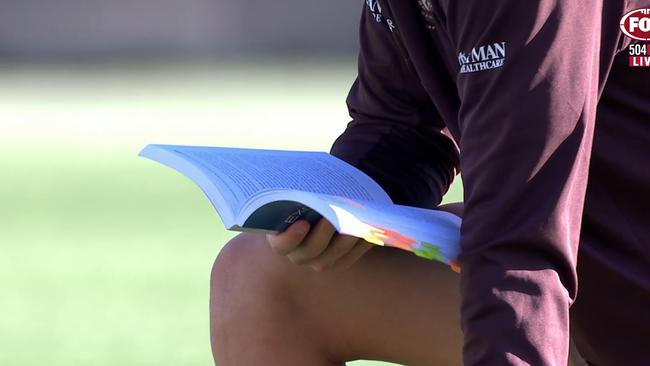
[209,0,650,365]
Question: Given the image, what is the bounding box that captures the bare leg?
[210,232,463,366]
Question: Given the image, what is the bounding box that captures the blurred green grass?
[0,62,462,366]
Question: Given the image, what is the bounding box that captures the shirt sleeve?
[446,1,606,364]
[330,0,459,209]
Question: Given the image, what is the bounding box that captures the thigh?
[220,232,463,365]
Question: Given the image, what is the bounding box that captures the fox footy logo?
[621,9,650,67]
[620,8,650,41]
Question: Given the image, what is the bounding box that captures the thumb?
[290,219,311,237]
[266,220,311,255]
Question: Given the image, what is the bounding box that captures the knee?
[210,233,292,321]
[210,233,342,364]
[211,233,255,292]
[210,232,307,356]
[212,233,270,301]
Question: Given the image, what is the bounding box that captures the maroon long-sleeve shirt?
[330,1,650,365]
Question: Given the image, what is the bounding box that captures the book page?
[145,145,391,213]
[139,144,238,226]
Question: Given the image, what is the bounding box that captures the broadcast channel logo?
[620,8,650,67]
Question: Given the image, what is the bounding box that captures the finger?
[308,234,360,272]
[327,240,374,271]
[266,220,310,255]
[286,218,336,265]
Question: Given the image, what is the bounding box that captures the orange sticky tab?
[450,260,462,274]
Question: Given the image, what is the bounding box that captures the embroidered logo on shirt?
[417,0,436,30]
[458,42,507,74]
[366,0,396,32]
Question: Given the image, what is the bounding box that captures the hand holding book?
[266,218,374,272]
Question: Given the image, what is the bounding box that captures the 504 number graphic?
[629,43,647,56]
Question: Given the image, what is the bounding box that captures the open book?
[139,144,461,265]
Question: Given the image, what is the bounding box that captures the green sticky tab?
[413,241,445,262]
